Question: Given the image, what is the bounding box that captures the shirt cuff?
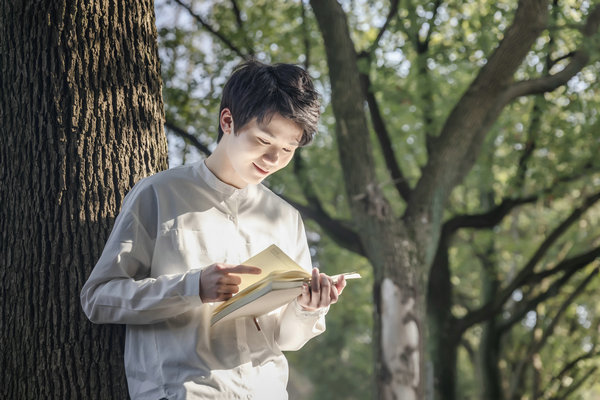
[184,268,204,306]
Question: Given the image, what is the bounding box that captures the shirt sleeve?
[275,211,328,351]
[80,180,204,325]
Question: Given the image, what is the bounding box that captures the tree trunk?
[427,235,459,400]
[308,0,600,398]
[0,1,167,398]
[310,1,425,398]
[479,274,503,400]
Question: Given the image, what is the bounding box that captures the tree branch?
[444,158,600,234]
[310,0,394,230]
[499,263,598,333]
[417,0,443,53]
[231,0,244,29]
[509,190,600,286]
[536,267,598,349]
[282,195,366,257]
[551,366,598,400]
[502,4,600,101]
[502,50,591,100]
[441,98,541,233]
[230,0,255,56]
[544,0,559,73]
[454,190,600,334]
[403,1,444,157]
[551,348,599,384]
[548,51,575,69]
[292,149,324,211]
[165,119,212,157]
[460,337,477,367]
[552,160,600,186]
[405,0,550,222]
[511,100,541,189]
[300,0,311,69]
[506,266,597,400]
[291,149,366,256]
[365,0,400,55]
[444,196,537,233]
[506,263,597,400]
[524,245,600,285]
[358,69,412,201]
[171,0,249,60]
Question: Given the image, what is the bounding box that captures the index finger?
[226,264,262,275]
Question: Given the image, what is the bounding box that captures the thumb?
[335,276,346,295]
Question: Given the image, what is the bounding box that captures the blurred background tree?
[154,0,600,399]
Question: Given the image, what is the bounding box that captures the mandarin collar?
[196,160,253,199]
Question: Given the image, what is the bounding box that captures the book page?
[211,244,363,325]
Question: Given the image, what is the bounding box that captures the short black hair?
[217,60,320,146]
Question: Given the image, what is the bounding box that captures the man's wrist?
[294,298,328,316]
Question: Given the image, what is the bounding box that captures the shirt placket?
[226,194,241,261]
[235,318,253,397]
[228,194,255,399]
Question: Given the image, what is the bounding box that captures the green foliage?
[155,0,600,398]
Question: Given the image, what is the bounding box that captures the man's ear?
[220,108,234,135]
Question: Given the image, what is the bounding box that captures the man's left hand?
[297,268,346,311]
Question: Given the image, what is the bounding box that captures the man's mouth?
[253,163,269,174]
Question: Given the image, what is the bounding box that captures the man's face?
[220,110,303,188]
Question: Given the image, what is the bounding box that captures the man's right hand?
[199,264,262,303]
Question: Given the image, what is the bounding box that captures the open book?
[210,244,360,326]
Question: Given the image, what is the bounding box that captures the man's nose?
[263,150,279,164]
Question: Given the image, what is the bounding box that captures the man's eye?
[258,138,270,145]
[282,148,292,153]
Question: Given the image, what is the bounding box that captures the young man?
[80,60,346,399]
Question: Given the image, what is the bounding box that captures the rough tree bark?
[0,0,167,398]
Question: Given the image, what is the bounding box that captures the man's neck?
[204,151,246,189]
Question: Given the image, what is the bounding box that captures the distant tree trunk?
[479,257,503,400]
[427,236,459,400]
[310,1,425,398]
[0,1,167,398]
[310,1,552,398]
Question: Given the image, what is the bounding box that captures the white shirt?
[80,161,327,399]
